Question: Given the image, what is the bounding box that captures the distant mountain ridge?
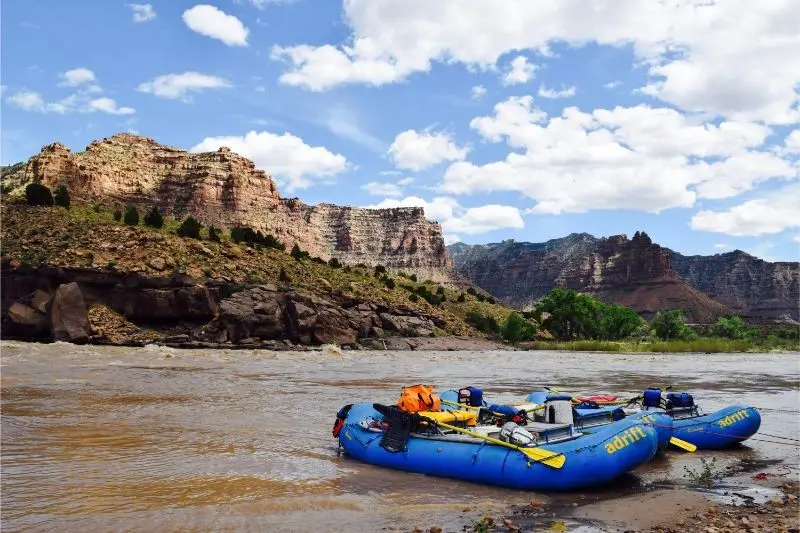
[448,232,799,322]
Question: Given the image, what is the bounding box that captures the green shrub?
[487,296,496,304]
[466,287,477,296]
[123,205,140,226]
[208,225,221,242]
[25,183,54,206]
[279,267,290,282]
[329,258,342,269]
[709,316,747,339]
[374,265,386,277]
[291,243,310,261]
[92,203,102,213]
[230,226,284,250]
[113,209,122,222]
[409,293,419,303]
[409,273,418,282]
[501,312,536,344]
[651,309,694,340]
[177,216,202,239]
[457,293,466,303]
[143,205,164,228]
[436,286,445,295]
[54,185,70,208]
[466,311,500,336]
[383,277,396,290]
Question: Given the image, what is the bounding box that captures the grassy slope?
[521,339,799,353]
[0,203,515,337]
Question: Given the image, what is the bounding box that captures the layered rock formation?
[2,133,451,279]
[1,266,446,347]
[669,250,799,322]
[450,232,798,323]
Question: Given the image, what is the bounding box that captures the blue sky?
[2,0,798,261]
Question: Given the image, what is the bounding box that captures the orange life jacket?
[397,384,441,412]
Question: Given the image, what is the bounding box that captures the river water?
[1,341,798,532]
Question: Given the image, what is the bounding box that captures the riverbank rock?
[214,284,443,346]
[50,282,91,343]
[219,285,285,342]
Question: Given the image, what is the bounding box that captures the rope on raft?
[647,423,800,447]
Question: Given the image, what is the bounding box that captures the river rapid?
[1,341,798,532]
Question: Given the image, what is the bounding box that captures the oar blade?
[522,447,566,468]
[669,436,697,452]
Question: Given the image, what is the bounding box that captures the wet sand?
[1,341,798,532]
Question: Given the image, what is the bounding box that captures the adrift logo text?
[605,426,649,454]
[718,409,751,428]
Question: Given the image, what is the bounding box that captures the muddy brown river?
[1,341,798,532]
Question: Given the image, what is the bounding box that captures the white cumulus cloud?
[137,72,232,101]
[6,90,45,111]
[362,181,403,197]
[471,85,487,101]
[191,130,348,191]
[538,84,576,99]
[183,5,249,47]
[440,95,795,214]
[502,56,537,86]
[268,0,800,124]
[87,97,135,115]
[58,68,96,87]
[388,129,469,171]
[366,196,524,235]
[690,184,800,237]
[128,3,156,23]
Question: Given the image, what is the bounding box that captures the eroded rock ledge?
[1,265,492,350]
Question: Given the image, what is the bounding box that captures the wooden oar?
[419,415,566,469]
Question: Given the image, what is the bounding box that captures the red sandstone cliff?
[2,133,452,280]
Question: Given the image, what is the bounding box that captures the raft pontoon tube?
[336,401,659,491]
[528,388,761,450]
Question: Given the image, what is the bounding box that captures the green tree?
[177,216,202,239]
[25,183,54,206]
[54,185,70,208]
[600,304,645,340]
[123,205,140,226]
[709,316,746,339]
[533,287,604,341]
[208,225,221,242]
[143,205,164,228]
[457,293,466,303]
[651,309,693,340]
[501,312,536,344]
[113,209,122,222]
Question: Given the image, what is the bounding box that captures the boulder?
[112,285,218,320]
[7,301,49,336]
[50,282,91,343]
[312,308,357,345]
[218,285,285,342]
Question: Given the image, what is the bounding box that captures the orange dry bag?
[397,384,441,412]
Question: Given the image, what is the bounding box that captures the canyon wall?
[450,232,797,322]
[2,133,452,279]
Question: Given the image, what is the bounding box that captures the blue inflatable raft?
[528,388,761,450]
[334,400,659,491]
